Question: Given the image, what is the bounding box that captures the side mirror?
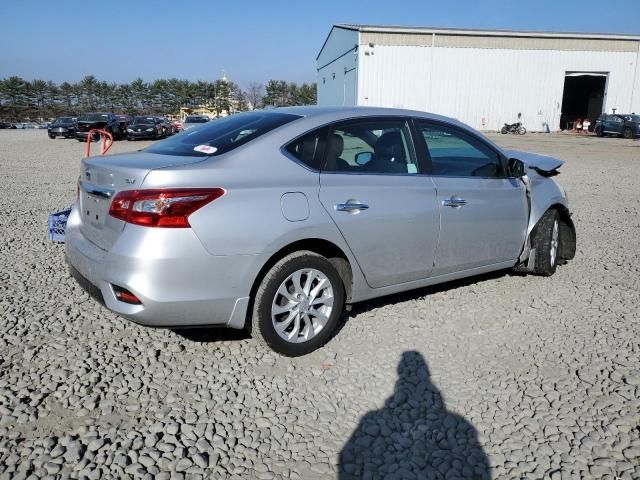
[355,151,373,165]
[508,158,527,178]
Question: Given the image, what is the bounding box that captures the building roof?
[334,23,640,41]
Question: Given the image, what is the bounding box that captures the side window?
[324,120,418,174]
[285,129,323,170]
[417,123,504,178]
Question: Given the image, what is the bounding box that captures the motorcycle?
[501,122,526,135]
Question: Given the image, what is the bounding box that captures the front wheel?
[517,126,527,135]
[531,209,560,276]
[250,251,345,356]
[500,126,508,134]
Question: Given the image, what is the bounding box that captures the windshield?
[77,113,109,122]
[146,112,300,157]
[133,116,155,124]
[626,115,640,122]
[185,116,209,123]
[53,117,73,124]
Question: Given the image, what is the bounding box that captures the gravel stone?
[0,132,639,479]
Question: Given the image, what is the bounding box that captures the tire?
[250,251,345,356]
[531,209,560,276]
[623,128,633,139]
[48,134,55,139]
[500,126,508,134]
[517,126,527,135]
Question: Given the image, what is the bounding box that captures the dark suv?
[75,113,122,142]
[595,114,640,139]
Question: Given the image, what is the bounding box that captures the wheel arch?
[530,203,575,261]
[248,238,355,313]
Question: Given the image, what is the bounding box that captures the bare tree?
[245,82,264,110]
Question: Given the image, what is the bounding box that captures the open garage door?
[560,72,607,130]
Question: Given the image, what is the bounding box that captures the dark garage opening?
[560,73,607,130]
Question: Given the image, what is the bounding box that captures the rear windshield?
[185,116,209,123]
[133,116,155,124]
[146,112,301,157]
[78,113,109,121]
[53,117,74,124]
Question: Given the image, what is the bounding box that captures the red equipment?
[85,129,114,157]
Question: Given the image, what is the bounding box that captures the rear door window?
[146,112,300,156]
[285,129,325,170]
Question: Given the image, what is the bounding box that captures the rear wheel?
[531,209,560,276]
[623,127,633,139]
[517,126,527,135]
[251,251,345,356]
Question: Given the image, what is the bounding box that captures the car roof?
[270,105,469,131]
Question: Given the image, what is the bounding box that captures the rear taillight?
[109,188,224,228]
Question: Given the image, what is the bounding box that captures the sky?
[1,0,639,88]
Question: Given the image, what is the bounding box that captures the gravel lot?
[1,130,639,480]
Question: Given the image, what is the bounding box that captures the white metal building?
[316,24,640,131]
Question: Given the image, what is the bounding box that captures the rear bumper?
[64,205,258,329]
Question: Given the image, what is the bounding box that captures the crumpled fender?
[505,149,564,174]
[510,151,574,268]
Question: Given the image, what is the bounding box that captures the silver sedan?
[66,107,576,356]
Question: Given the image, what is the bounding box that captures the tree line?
[0,76,317,121]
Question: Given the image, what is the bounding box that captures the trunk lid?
[79,152,208,251]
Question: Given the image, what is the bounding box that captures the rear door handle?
[442,196,467,208]
[335,202,369,212]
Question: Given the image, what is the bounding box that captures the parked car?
[126,116,165,140]
[76,113,121,142]
[20,122,39,129]
[157,117,174,137]
[48,116,77,139]
[66,107,576,356]
[595,113,640,139]
[182,115,210,131]
[172,120,184,132]
[0,122,17,129]
[116,115,132,138]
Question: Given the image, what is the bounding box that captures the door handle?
[442,196,467,208]
[335,202,369,212]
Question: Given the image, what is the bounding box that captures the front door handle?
[442,196,467,208]
[335,202,369,213]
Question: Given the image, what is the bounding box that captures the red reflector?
[109,188,224,228]
[113,286,142,305]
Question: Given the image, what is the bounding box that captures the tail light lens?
[109,188,224,228]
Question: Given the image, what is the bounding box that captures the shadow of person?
[339,351,490,480]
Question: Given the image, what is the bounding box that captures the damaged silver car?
[66,107,576,356]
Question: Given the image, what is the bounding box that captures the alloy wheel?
[271,268,334,343]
